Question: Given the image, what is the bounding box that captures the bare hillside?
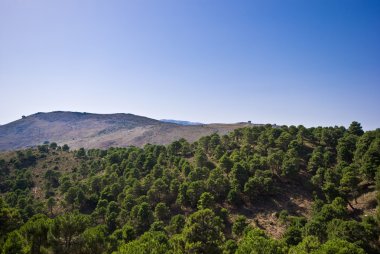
[0,111,249,151]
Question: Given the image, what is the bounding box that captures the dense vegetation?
[0,122,379,254]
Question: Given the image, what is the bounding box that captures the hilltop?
[160,119,203,126]
[0,111,250,151]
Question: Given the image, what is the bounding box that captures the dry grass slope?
[0,111,250,151]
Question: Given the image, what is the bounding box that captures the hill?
[0,111,250,151]
[0,122,379,253]
[160,119,203,125]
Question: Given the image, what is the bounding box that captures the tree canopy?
[0,122,379,253]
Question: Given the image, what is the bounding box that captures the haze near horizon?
[1,0,379,129]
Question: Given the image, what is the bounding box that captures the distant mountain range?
[160,119,203,126]
[0,111,251,151]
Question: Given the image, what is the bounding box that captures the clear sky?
[0,0,379,129]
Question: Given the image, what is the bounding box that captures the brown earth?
[228,175,314,239]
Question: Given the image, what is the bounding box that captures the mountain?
[0,111,250,151]
[160,119,203,125]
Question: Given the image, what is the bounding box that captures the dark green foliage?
[244,170,273,202]
[223,239,238,254]
[183,209,224,253]
[197,192,215,210]
[149,220,165,232]
[76,148,86,158]
[283,225,303,246]
[230,162,249,191]
[236,228,284,254]
[194,149,208,168]
[0,197,23,245]
[315,239,365,254]
[49,142,58,150]
[358,135,380,179]
[154,202,170,221]
[167,214,186,235]
[44,169,61,188]
[308,147,324,173]
[2,230,30,254]
[288,236,321,254]
[337,134,358,163]
[0,123,379,253]
[232,215,248,237]
[129,202,154,235]
[122,224,136,242]
[326,219,368,249]
[227,188,242,206]
[186,180,206,208]
[80,225,107,254]
[348,121,364,136]
[206,167,229,201]
[281,148,300,176]
[20,214,51,254]
[220,154,233,172]
[115,231,169,254]
[14,150,37,169]
[48,212,90,254]
[47,197,56,215]
[62,144,70,151]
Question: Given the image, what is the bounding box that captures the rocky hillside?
[0,111,250,151]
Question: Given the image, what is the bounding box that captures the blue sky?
[0,0,379,129]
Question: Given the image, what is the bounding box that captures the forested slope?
[0,122,379,253]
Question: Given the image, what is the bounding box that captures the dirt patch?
[349,190,378,217]
[229,174,313,239]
